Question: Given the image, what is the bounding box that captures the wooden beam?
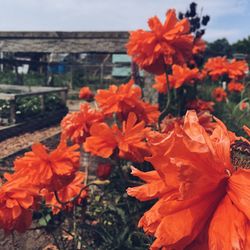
[0,32,129,53]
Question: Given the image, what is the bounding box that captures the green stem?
[41,210,63,250]
[158,67,171,128]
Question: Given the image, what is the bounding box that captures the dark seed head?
[230,141,250,170]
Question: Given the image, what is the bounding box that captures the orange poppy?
[95,79,139,114]
[42,171,87,214]
[61,103,104,144]
[83,122,118,158]
[227,81,245,93]
[153,64,201,93]
[84,113,151,162]
[212,87,227,102]
[186,98,215,113]
[11,140,80,191]
[127,9,194,75]
[95,79,159,124]
[127,110,250,249]
[227,59,249,80]
[115,112,151,162]
[0,176,38,233]
[79,86,94,101]
[204,56,229,81]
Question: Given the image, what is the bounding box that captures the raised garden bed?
[0,84,68,141]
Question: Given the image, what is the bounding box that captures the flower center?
[230,141,250,170]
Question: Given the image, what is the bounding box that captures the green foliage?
[199,80,250,136]
[0,100,10,120]
[44,94,65,111]
[0,70,17,84]
[16,96,41,119]
[80,164,154,250]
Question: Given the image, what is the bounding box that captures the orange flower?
[153,64,201,93]
[127,9,193,75]
[95,79,139,114]
[228,81,245,93]
[227,59,249,80]
[127,111,250,249]
[84,113,150,162]
[0,176,38,233]
[83,122,118,158]
[11,140,80,191]
[42,171,87,214]
[115,112,151,162]
[204,56,229,81]
[95,79,159,124]
[186,98,215,113]
[61,103,104,144]
[192,38,206,55]
[79,86,94,101]
[212,87,227,102]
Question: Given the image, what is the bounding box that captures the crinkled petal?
[209,195,249,250]
[228,169,250,220]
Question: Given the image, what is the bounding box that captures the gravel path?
[0,126,60,159]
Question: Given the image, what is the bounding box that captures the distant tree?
[205,38,232,58]
[232,36,250,55]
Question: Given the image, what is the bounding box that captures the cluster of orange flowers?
[1,5,249,250]
[95,79,159,124]
[204,56,249,81]
[84,112,151,162]
[125,6,250,250]
[0,141,86,233]
[61,79,160,150]
[212,80,245,102]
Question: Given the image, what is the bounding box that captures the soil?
[0,126,60,159]
[0,227,54,250]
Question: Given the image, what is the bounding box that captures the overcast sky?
[0,0,249,43]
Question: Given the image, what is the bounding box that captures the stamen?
[230,141,250,170]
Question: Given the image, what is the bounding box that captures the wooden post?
[60,90,67,105]
[69,65,73,89]
[9,99,16,124]
[39,94,45,112]
[100,64,104,85]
